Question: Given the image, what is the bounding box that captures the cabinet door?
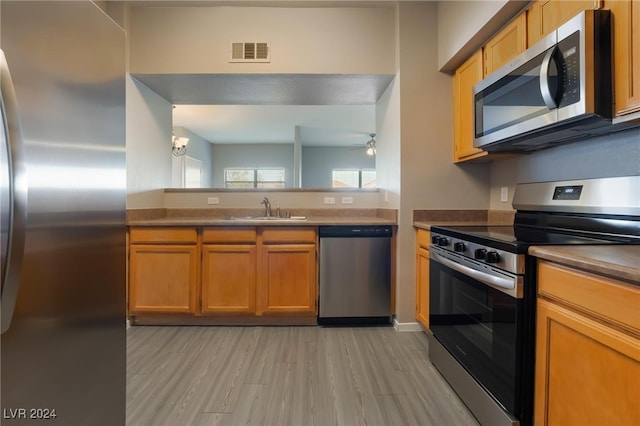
[484,14,527,76]
[258,244,317,315]
[415,245,430,329]
[527,0,602,46]
[534,299,640,426]
[129,244,198,314]
[202,244,256,314]
[453,50,486,162]
[611,0,640,116]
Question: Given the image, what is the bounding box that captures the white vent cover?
[230,42,270,63]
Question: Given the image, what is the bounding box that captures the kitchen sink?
[224,216,307,221]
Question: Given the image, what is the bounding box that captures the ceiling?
[173,104,376,146]
[133,73,394,146]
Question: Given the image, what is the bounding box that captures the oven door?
[429,247,524,416]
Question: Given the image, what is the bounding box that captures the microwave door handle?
[540,46,559,109]
[0,49,27,334]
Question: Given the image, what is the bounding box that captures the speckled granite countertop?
[128,208,397,227]
[529,245,640,284]
[412,209,515,230]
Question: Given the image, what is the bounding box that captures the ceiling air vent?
[230,42,270,63]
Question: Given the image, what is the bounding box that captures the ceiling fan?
[350,133,377,156]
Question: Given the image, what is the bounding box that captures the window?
[224,168,286,188]
[332,169,377,188]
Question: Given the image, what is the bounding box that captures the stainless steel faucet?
[260,196,272,217]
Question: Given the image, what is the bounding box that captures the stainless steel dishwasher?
[318,225,392,325]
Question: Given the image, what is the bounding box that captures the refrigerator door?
[1,2,126,425]
[0,49,28,335]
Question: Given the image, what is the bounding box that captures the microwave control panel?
[557,30,581,107]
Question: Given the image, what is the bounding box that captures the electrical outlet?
[207,197,220,205]
[341,196,353,204]
[323,197,336,205]
[500,187,509,203]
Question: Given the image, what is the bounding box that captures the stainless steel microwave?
[473,10,612,152]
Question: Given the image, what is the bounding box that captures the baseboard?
[392,318,425,332]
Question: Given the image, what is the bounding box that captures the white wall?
[126,75,173,208]
[128,6,396,74]
[376,75,402,210]
[368,2,493,327]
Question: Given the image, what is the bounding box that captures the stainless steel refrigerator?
[1,2,126,424]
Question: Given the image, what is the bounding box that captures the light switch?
[500,187,509,203]
[341,197,353,204]
[323,197,336,205]
[208,197,220,205]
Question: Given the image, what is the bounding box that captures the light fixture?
[172,131,189,157]
[366,133,376,156]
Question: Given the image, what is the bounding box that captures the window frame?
[224,167,286,189]
[331,169,377,189]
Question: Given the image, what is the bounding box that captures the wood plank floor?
[126,326,478,426]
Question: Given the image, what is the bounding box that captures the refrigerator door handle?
[0,49,28,334]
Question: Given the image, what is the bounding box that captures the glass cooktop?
[430,225,630,254]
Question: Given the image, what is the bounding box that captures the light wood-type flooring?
[126,325,479,426]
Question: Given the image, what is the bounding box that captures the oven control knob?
[486,251,501,263]
[437,237,449,246]
[431,236,441,245]
[453,242,466,252]
[474,248,487,260]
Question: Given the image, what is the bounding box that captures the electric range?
[427,176,640,426]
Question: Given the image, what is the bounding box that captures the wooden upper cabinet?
[483,14,527,77]
[610,0,640,116]
[527,0,603,46]
[453,50,486,163]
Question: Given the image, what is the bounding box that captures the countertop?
[529,245,640,284]
[127,208,397,227]
[129,216,396,227]
[412,209,516,230]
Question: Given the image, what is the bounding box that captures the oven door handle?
[431,250,520,297]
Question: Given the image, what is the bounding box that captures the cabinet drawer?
[130,227,197,244]
[262,227,316,244]
[202,227,256,243]
[416,229,431,249]
[538,261,640,333]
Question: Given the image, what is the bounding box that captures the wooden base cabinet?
[258,244,316,315]
[128,228,198,314]
[128,226,319,324]
[258,227,317,316]
[201,244,256,314]
[201,227,257,315]
[415,229,430,329]
[534,261,640,426]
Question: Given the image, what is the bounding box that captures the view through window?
[224,168,286,188]
[332,170,376,188]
